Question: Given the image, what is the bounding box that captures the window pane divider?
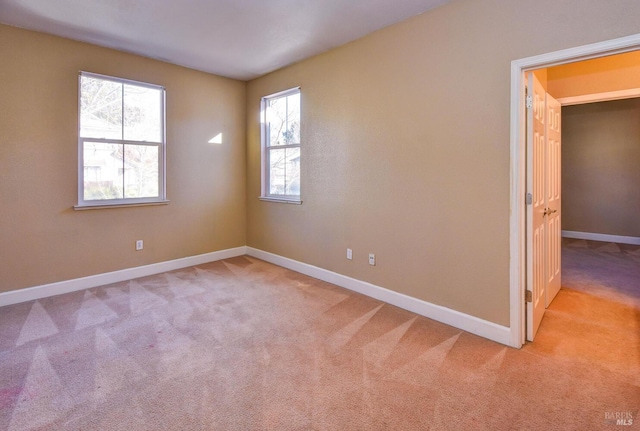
[79,137,162,146]
[266,143,300,150]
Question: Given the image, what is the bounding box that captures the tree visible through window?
[78,72,165,206]
[261,88,300,200]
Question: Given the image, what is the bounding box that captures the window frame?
[260,87,302,204]
[76,71,167,209]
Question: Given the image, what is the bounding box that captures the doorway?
[508,33,640,348]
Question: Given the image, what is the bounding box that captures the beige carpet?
[0,248,638,430]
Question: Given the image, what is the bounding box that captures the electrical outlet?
[369,253,375,266]
[136,240,143,251]
[347,248,353,260]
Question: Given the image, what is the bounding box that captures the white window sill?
[259,197,302,205]
[74,200,170,211]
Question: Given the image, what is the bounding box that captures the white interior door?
[545,93,561,307]
[526,72,563,341]
[526,72,547,341]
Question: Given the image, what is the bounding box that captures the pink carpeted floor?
[0,244,638,430]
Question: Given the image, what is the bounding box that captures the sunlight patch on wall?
[208,133,223,144]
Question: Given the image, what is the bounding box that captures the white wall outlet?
[136,240,143,251]
[347,248,353,260]
[369,253,375,266]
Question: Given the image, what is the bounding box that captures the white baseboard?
[1,245,513,347]
[0,246,247,307]
[562,230,640,246]
[247,247,512,347]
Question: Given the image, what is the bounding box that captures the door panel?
[527,72,547,341]
[545,94,562,306]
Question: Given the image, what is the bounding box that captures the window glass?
[80,76,122,140]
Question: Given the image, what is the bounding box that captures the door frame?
[508,33,640,348]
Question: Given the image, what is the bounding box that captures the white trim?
[0,246,247,307]
[562,230,640,245]
[74,200,170,211]
[510,33,640,348]
[557,88,640,106]
[79,71,165,90]
[247,247,511,346]
[262,86,301,100]
[509,54,527,348]
[258,197,302,205]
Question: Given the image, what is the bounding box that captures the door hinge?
[526,95,533,109]
[525,290,532,303]
[525,193,533,205]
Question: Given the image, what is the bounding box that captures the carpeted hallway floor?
[0,242,638,430]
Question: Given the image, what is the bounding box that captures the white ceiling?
[0,0,451,81]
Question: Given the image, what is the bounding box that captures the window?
[261,87,301,202]
[77,72,166,208]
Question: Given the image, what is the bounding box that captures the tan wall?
[246,0,640,326]
[548,50,640,98]
[0,25,247,293]
[562,98,640,237]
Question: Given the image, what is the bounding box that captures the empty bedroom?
[1,0,639,429]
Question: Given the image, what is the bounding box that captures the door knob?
[543,208,557,217]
